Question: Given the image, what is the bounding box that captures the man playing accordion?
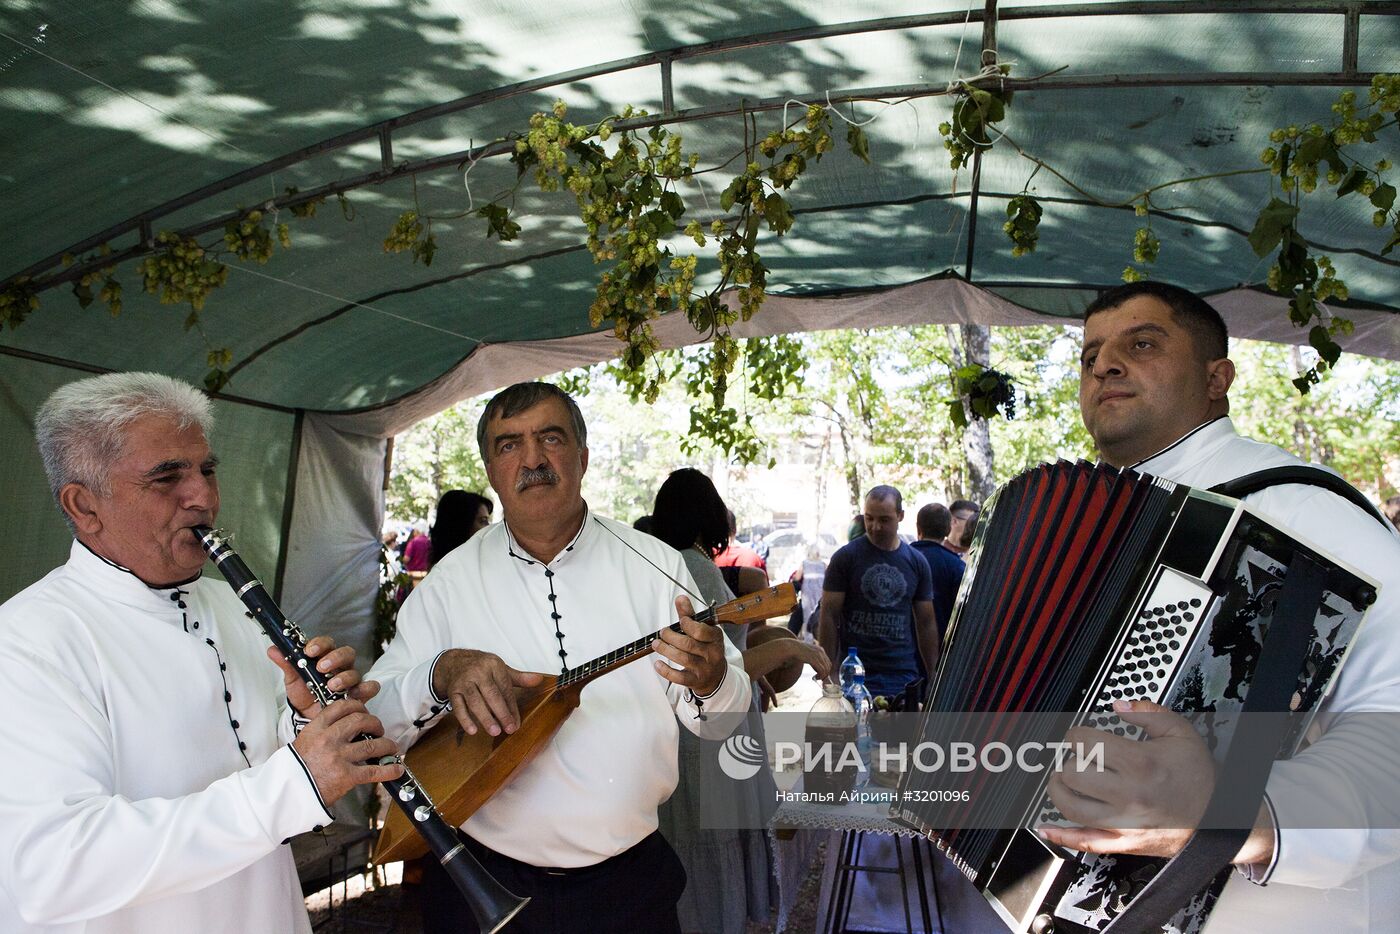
[1042,283,1400,933]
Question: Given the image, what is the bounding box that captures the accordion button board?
[1034,566,1214,832]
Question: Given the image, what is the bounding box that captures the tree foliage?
[388,325,1400,547]
[385,402,489,522]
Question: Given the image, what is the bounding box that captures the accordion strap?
[1210,466,1391,530]
[1102,550,1329,933]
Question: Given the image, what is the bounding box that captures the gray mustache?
[516,466,561,492]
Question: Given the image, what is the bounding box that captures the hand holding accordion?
[1043,698,1219,858]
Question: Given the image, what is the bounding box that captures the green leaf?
[1289,290,1317,325]
[510,147,539,178]
[1371,183,1397,212]
[1293,134,1333,168]
[948,400,968,430]
[763,193,795,235]
[1382,228,1400,256]
[478,203,521,242]
[743,213,760,248]
[1308,324,1341,365]
[1248,198,1300,258]
[720,178,743,213]
[415,233,437,267]
[1291,373,1315,394]
[204,368,230,392]
[567,140,605,167]
[1336,167,1368,197]
[846,124,870,164]
[646,209,676,238]
[660,191,685,220]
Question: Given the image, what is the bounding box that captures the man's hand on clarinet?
[652,595,727,697]
[291,699,403,806]
[268,635,377,718]
[432,649,546,738]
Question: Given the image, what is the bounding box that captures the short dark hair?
[429,490,494,566]
[866,484,903,511]
[476,382,587,463]
[1084,282,1228,361]
[1384,495,1400,532]
[957,510,980,549]
[653,468,730,558]
[949,499,981,519]
[917,503,952,539]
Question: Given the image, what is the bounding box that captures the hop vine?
[0,278,39,329]
[1250,74,1398,391]
[1003,194,1042,256]
[489,98,843,430]
[224,208,280,264]
[383,210,437,266]
[937,68,1012,171]
[136,231,228,314]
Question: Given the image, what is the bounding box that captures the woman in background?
[428,490,493,567]
[650,468,829,934]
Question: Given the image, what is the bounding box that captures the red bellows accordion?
[893,461,1378,934]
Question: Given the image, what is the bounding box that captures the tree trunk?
[958,324,997,502]
[430,430,445,507]
[1288,346,1317,461]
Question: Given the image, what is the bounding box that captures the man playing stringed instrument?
[367,382,751,934]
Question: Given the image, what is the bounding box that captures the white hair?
[35,372,213,523]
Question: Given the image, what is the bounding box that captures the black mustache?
[516,466,560,492]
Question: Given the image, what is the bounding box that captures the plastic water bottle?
[849,673,874,769]
[839,647,865,700]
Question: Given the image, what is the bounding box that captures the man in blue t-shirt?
[819,485,938,698]
[908,502,967,642]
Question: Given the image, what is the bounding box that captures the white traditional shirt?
[0,542,332,934]
[368,511,752,868]
[1133,416,1400,933]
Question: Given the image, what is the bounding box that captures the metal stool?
[823,830,941,933]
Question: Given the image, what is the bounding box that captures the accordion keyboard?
[1034,566,1215,830]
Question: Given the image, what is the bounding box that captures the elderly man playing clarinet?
[368,381,752,934]
[0,372,401,934]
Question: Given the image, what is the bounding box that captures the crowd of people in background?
[385,483,981,700]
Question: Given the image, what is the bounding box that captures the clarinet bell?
[442,845,530,934]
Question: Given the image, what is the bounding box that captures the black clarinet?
[193,526,528,934]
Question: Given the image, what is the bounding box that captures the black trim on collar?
[75,539,204,590]
[502,505,590,566]
[1130,415,1229,470]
